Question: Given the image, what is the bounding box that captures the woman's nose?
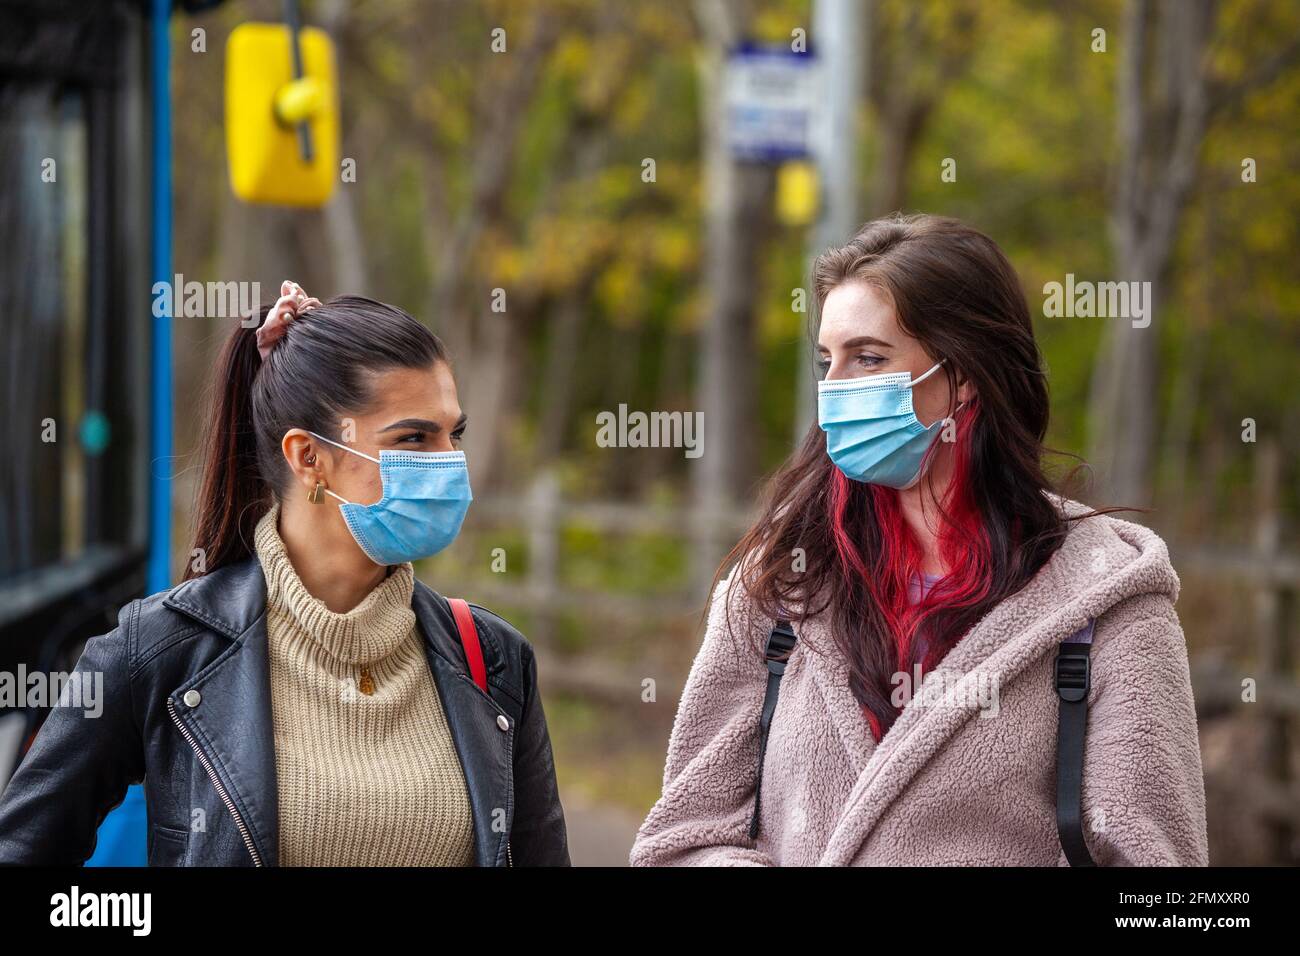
[823,360,857,382]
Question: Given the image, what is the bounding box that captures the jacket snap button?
[183,690,201,708]
[496,715,509,732]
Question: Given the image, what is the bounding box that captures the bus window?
[0,82,91,580]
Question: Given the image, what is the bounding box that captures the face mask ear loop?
[306,430,382,464]
[306,430,376,507]
[321,487,351,506]
[908,358,947,388]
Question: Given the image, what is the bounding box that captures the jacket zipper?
[455,672,515,868]
[167,696,263,866]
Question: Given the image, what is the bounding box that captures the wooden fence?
[1177,440,1297,862]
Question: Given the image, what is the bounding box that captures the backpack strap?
[448,598,488,693]
[749,620,798,840]
[1055,618,1096,866]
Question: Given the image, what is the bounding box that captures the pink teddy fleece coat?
[630,501,1209,866]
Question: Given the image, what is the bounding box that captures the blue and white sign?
[724,45,820,162]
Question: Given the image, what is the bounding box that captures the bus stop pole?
[148,0,172,595]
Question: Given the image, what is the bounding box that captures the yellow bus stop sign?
[225,23,339,208]
[776,160,818,228]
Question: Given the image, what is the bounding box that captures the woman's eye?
[856,354,883,368]
[397,431,425,444]
[816,359,831,376]
[450,430,465,446]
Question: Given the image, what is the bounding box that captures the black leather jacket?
[0,557,570,866]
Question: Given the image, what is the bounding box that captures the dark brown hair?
[186,295,447,580]
[718,213,1090,739]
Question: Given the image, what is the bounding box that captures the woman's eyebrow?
[840,335,893,349]
[816,335,893,353]
[378,414,468,435]
[379,418,445,434]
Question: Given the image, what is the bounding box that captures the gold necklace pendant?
[358,665,375,696]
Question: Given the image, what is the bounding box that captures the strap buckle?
[764,621,797,675]
[1054,649,1090,703]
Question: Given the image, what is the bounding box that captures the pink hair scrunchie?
[256,288,322,361]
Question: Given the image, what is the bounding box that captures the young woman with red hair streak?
[630,215,1208,867]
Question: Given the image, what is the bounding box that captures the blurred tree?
[318,0,367,292]
[867,0,980,215]
[1088,0,1300,505]
[691,0,775,585]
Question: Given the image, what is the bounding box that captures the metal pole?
[284,0,314,162]
[794,0,865,443]
[147,0,172,595]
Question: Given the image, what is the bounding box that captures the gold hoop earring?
[308,481,325,504]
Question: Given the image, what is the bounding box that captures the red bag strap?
[448,598,488,693]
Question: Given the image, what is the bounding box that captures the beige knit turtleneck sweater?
[254,504,475,866]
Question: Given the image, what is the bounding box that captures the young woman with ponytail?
[631,215,1208,866]
[0,282,569,866]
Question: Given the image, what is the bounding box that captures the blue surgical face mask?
[817,359,964,489]
[308,431,472,565]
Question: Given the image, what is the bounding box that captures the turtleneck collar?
[253,502,416,665]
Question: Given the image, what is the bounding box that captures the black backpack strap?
[1055,619,1096,866]
[749,620,798,840]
